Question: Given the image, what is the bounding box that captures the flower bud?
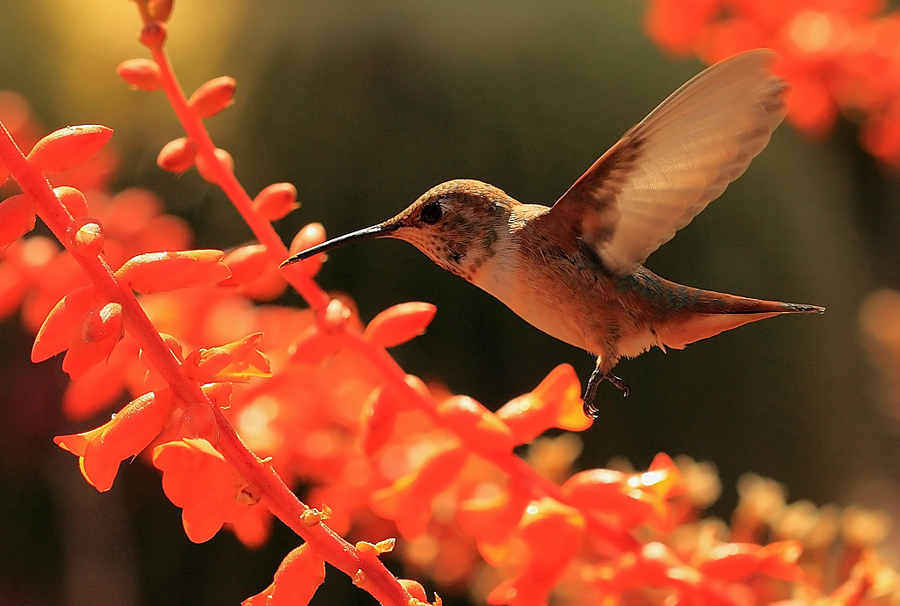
[140,21,167,49]
[27,125,114,174]
[194,148,233,185]
[54,186,89,217]
[251,182,298,221]
[157,137,197,173]
[188,76,237,118]
[147,0,173,22]
[117,59,163,91]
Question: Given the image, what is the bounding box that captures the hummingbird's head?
[281,179,518,281]
[383,179,517,278]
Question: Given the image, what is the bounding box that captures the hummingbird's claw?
[607,374,631,398]
[582,368,630,418]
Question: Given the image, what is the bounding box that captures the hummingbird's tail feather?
[655,292,824,351]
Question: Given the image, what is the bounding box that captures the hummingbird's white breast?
[467,213,595,354]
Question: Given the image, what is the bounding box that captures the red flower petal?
[153,437,250,543]
[62,337,136,421]
[496,364,591,443]
[698,540,803,582]
[487,498,585,606]
[0,193,36,248]
[184,332,272,383]
[62,302,125,379]
[562,454,683,533]
[398,580,427,603]
[364,302,437,349]
[288,325,342,365]
[437,396,515,454]
[27,125,114,174]
[361,387,399,456]
[115,249,231,294]
[458,483,532,565]
[242,544,325,606]
[370,443,467,540]
[54,389,176,491]
[32,285,101,363]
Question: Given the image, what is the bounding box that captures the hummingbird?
[281,49,824,418]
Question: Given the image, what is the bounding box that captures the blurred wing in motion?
[548,49,788,276]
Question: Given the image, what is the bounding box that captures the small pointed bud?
[140,21,167,49]
[117,59,163,91]
[53,186,89,217]
[194,147,234,185]
[66,218,105,257]
[147,0,173,22]
[188,76,237,118]
[251,182,298,221]
[398,579,428,603]
[157,137,198,173]
[0,193,36,247]
[27,125,114,174]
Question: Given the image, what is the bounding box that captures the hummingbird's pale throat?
[282,49,825,418]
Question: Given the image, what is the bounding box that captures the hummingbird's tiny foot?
[582,365,607,419]
[607,374,630,397]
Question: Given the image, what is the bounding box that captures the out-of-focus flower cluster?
[643,0,900,165]
[860,289,900,421]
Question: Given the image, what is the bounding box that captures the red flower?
[561,452,684,533]
[370,441,468,540]
[54,389,177,491]
[183,332,272,383]
[496,364,592,444]
[243,544,325,606]
[152,437,257,543]
[486,498,585,606]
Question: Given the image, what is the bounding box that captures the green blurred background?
[1,1,899,605]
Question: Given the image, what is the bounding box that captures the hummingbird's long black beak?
[279,222,400,267]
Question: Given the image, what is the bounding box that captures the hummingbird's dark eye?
[420,202,443,225]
